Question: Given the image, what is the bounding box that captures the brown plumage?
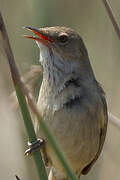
[25,26,108,180]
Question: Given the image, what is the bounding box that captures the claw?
[25,138,44,155]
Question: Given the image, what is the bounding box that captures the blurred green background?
[0,0,120,179]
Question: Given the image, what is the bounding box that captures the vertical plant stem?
[15,84,48,180]
[102,0,120,40]
[0,12,48,180]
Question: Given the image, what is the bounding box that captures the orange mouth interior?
[24,27,54,43]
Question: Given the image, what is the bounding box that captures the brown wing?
[10,65,42,109]
[82,82,108,175]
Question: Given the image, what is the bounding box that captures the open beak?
[24,26,54,45]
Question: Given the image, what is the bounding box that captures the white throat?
[36,41,94,96]
[37,42,76,91]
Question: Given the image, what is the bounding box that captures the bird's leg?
[24,138,44,155]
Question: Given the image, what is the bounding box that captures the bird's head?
[24,26,88,59]
[24,26,94,88]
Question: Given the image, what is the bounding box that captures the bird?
[24,26,108,180]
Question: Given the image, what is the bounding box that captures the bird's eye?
[58,34,68,43]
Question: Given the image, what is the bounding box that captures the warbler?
[24,26,108,180]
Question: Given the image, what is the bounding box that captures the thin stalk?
[0,12,48,180]
[15,84,48,180]
[102,0,120,40]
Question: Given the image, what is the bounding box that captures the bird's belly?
[37,100,100,175]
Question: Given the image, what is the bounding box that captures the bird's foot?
[24,138,44,155]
